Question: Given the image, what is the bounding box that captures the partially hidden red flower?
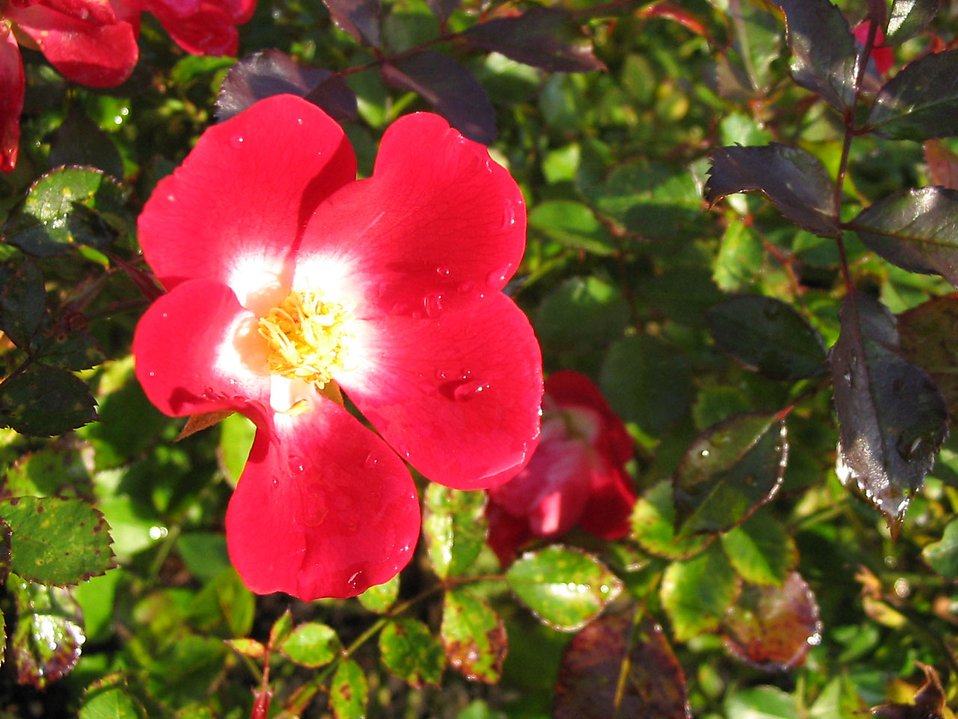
[853,21,895,76]
[486,370,635,565]
[133,94,543,600]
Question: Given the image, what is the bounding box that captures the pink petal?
[547,370,633,465]
[9,5,137,87]
[225,400,420,599]
[0,24,23,173]
[342,292,543,490]
[132,278,269,417]
[145,0,239,55]
[37,0,118,26]
[138,96,356,301]
[300,112,527,319]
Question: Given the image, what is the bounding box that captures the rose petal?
[8,5,137,87]
[225,399,420,599]
[342,292,543,490]
[547,370,633,465]
[145,0,239,55]
[299,112,527,319]
[486,501,532,566]
[0,23,23,173]
[38,0,117,26]
[578,465,636,540]
[138,95,356,306]
[132,278,269,417]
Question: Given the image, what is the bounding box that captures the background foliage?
[3,0,958,716]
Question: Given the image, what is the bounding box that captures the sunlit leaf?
[379,618,446,688]
[528,201,616,256]
[186,568,255,638]
[630,480,712,561]
[279,622,341,668]
[721,511,797,586]
[922,519,958,578]
[555,610,691,719]
[440,588,507,683]
[79,673,147,719]
[358,573,399,614]
[868,51,958,141]
[422,484,487,580]
[330,659,368,719]
[0,517,10,585]
[871,663,948,719]
[661,543,740,641]
[712,219,765,291]
[224,638,266,659]
[725,685,799,719]
[886,0,940,44]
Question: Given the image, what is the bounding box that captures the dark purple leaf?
[722,572,822,671]
[899,295,958,417]
[773,0,859,111]
[850,187,958,287]
[707,295,827,380]
[0,259,44,349]
[324,0,381,46]
[555,610,691,719]
[425,0,459,24]
[886,0,940,45]
[871,663,947,719]
[706,144,840,238]
[830,292,948,534]
[868,50,958,141]
[217,50,357,124]
[0,364,98,436]
[464,7,604,73]
[381,51,496,144]
[9,578,85,689]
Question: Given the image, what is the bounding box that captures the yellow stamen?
[257,291,354,390]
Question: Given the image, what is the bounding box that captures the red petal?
[0,24,23,173]
[146,0,239,55]
[485,501,532,566]
[299,112,527,319]
[9,5,137,87]
[546,370,634,466]
[36,0,117,26]
[132,278,269,417]
[342,292,543,490]
[578,465,636,540]
[138,95,356,304]
[225,400,420,599]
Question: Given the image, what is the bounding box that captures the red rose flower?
[486,370,635,565]
[853,21,895,76]
[133,94,543,599]
[136,0,255,56]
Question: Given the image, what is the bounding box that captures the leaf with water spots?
[661,543,740,641]
[830,292,948,534]
[440,588,507,683]
[379,618,446,688]
[505,546,622,632]
[630,480,712,561]
[0,364,98,437]
[330,659,368,719]
[423,484,487,580]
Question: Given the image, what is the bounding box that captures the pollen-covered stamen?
[258,290,355,389]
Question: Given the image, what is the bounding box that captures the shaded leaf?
[379,618,446,688]
[922,519,958,578]
[871,663,948,719]
[506,546,622,632]
[536,276,630,360]
[706,144,840,237]
[899,295,958,416]
[358,573,399,614]
[50,111,124,180]
[722,572,822,671]
[555,610,691,719]
[422,484,486,580]
[79,674,147,719]
[279,622,341,668]
[630,480,712,561]
[0,259,44,349]
[713,219,765,291]
[774,0,859,111]
[440,588,507,683]
[868,50,958,141]
[925,140,958,189]
[886,0,940,45]
[0,496,113,585]
[830,292,949,532]
[716,0,782,98]
[186,568,255,638]
[464,8,604,73]
[0,364,98,436]
[673,412,788,536]
[661,543,740,641]
[851,187,958,286]
[528,201,616,256]
[330,659,367,719]
[425,0,458,23]
[9,576,85,689]
[707,295,827,380]
[0,517,10,585]
[721,511,797,586]
[381,52,496,145]
[324,0,381,46]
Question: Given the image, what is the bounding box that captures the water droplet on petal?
[364,452,381,469]
[229,134,245,148]
[435,265,451,278]
[500,202,517,229]
[423,292,445,317]
[486,265,511,288]
[347,570,364,589]
[296,117,304,125]
[288,455,306,474]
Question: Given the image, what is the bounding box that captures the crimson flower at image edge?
[486,370,635,565]
[132,94,544,600]
[0,0,253,172]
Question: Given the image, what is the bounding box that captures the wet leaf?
[851,187,958,286]
[379,618,446,688]
[324,0,381,46]
[440,588,507,683]
[706,144,840,238]
[886,0,940,44]
[279,622,341,668]
[774,0,859,111]
[722,572,821,671]
[0,363,98,436]
[8,576,85,689]
[721,511,797,586]
[922,519,958,578]
[358,573,399,613]
[871,663,948,719]
[661,543,740,641]
[555,610,691,719]
[630,480,712,561]
[924,140,958,190]
[422,484,487,579]
[0,496,113,585]
[868,51,958,141]
[381,51,496,144]
[830,292,948,533]
[330,659,367,719]
[0,258,44,349]
[79,673,147,719]
[464,8,604,73]
[899,295,958,416]
[707,295,827,381]
[506,546,622,632]
[673,412,788,536]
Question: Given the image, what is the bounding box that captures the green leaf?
[0,364,98,436]
[528,201,616,256]
[673,412,788,536]
[535,276,630,361]
[707,295,827,380]
[886,0,939,44]
[505,546,622,632]
[0,258,44,348]
[868,51,958,141]
[279,622,341,668]
[706,144,840,237]
[716,0,781,98]
[176,532,230,584]
[713,220,765,292]
[8,576,86,689]
[358,573,400,613]
[379,618,446,688]
[186,568,255,638]
[74,568,122,643]
[330,659,368,719]
[851,187,958,286]
[0,517,9,585]
[0,496,113,585]
[721,511,797,586]
[725,685,799,719]
[79,674,147,719]
[423,484,487,579]
[922,519,958,578]
[3,444,92,499]
[661,543,740,641]
[630,480,712,560]
[441,588,508,684]
[269,609,294,647]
